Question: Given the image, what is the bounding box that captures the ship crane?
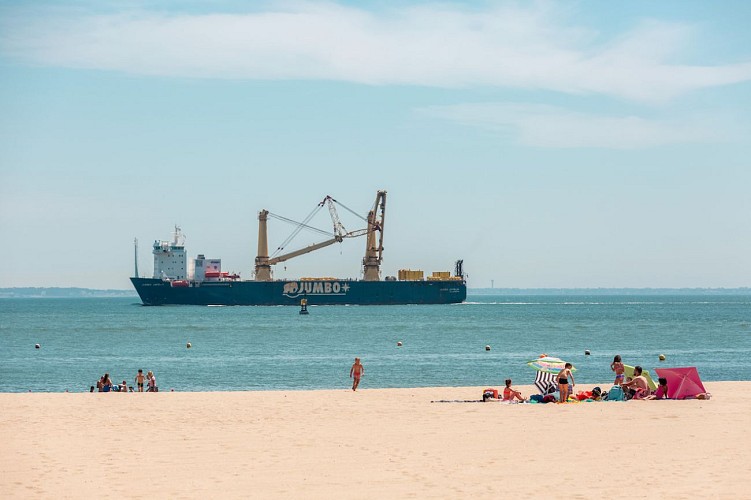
[362,190,386,281]
[254,193,379,281]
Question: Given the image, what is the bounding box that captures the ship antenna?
[134,238,139,278]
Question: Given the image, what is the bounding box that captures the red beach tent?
[654,367,707,400]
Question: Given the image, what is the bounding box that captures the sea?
[1,293,749,393]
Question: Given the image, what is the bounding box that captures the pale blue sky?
[1,1,750,289]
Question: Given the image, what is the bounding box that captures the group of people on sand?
[610,355,668,401]
[495,354,671,403]
[92,369,157,393]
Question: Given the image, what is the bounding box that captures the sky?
[1,0,750,289]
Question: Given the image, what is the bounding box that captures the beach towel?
[534,371,558,394]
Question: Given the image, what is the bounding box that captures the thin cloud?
[420,103,733,149]
[1,2,750,101]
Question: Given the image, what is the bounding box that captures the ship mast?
[133,238,139,278]
[362,190,386,281]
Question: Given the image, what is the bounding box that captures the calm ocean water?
[1,294,749,393]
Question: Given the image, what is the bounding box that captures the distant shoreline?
[0,287,137,298]
[1,286,749,298]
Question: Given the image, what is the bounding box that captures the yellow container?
[398,269,424,281]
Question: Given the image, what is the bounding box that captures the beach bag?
[482,389,498,401]
[529,394,544,403]
[606,386,625,402]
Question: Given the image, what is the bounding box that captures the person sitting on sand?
[102,373,113,392]
[611,355,625,385]
[350,357,364,391]
[645,377,668,400]
[503,379,524,402]
[146,371,157,392]
[121,380,128,393]
[621,366,650,399]
[557,363,575,402]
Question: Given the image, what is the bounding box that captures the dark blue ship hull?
[130,277,466,306]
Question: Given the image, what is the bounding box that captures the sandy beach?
[1,382,749,499]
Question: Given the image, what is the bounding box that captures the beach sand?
[1,382,749,499]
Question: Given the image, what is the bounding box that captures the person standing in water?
[350,358,364,391]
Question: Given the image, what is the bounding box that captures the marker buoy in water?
[659,354,666,361]
[584,350,591,355]
[396,341,403,347]
[35,344,40,349]
[485,345,491,351]
[186,342,192,349]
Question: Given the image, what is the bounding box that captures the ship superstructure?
[152,226,187,280]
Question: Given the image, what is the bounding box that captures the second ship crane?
[254,190,387,281]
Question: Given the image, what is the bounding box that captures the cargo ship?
[130,191,466,306]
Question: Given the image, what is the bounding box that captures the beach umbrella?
[526,356,576,374]
[527,356,576,394]
[533,371,559,395]
[654,367,707,400]
[623,364,658,391]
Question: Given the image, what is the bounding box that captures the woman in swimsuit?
[611,355,625,385]
[557,363,575,402]
[102,373,113,393]
[503,379,524,402]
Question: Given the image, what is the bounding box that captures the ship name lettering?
[282,281,348,298]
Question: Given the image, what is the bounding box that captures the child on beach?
[503,379,524,402]
[557,363,575,402]
[350,358,364,391]
[135,369,145,392]
[646,377,669,400]
[611,355,625,385]
[121,380,128,393]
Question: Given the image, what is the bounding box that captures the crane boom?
[254,194,375,281]
[267,235,343,266]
